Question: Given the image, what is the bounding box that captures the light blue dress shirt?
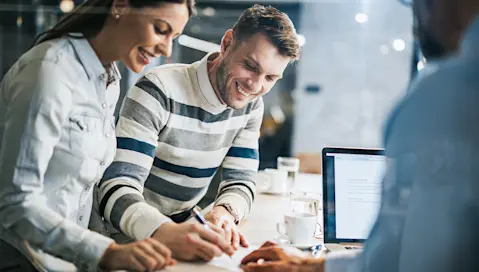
[0,36,120,271]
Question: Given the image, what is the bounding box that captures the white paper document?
[165,246,257,272]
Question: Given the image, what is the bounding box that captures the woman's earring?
[115,14,120,20]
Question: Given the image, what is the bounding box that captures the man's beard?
[412,2,449,60]
[216,60,231,106]
[416,28,448,59]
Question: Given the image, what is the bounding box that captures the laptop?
[322,147,386,252]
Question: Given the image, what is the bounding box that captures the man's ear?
[220,29,235,54]
[112,0,130,16]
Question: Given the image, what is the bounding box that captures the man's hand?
[240,241,324,272]
[152,221,235,262]
[205,206,249,250]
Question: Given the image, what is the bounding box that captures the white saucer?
[289,237,322,250]
[275,236,322,250]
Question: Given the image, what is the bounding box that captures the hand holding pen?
[191,207,234,259]
[152,208,234,262]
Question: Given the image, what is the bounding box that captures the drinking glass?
[277,157,300,187]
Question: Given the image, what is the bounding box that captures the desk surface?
[166,173,323,271]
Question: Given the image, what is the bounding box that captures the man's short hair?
[232,4,301,61]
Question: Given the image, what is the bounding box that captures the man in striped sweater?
[96,4,301,261]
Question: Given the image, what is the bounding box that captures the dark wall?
[0,0,63,78]
[1,1,37,77]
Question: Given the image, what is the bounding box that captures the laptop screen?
[322,148,386,243]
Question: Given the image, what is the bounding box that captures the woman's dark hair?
[35,0,195,45]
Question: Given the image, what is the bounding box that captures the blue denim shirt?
[326,17,479,272]
[0,36,119,271]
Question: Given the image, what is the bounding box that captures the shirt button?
[102,103,107,109]
[99,74,106,80]
[100,161,105,166]
[105,133,111,138]
[79,216,83,221]
[85,185,90,191]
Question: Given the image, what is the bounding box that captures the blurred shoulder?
[8,37,85,82]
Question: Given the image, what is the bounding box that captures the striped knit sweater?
[98,53,263,240]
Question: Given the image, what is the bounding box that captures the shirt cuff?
[77,230,114,272]
[120,202,172,240]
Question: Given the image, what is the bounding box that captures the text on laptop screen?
[324,152,386,241]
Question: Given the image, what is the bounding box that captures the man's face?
[215,33,291,110]
[413,0,479,59]
[413,1,448,59]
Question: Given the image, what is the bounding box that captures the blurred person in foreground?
[95,4,301,262]
[0,0,194,270]
[241,0,479,271]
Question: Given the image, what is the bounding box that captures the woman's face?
[115,2,189,73]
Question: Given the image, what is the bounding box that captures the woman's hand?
[99,238,175,271]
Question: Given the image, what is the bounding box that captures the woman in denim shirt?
[0,0,194,271]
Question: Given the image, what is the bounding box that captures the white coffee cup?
[256,168,288,194]
[276,213,317,245]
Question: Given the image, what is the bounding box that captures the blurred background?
[0,0,422,174]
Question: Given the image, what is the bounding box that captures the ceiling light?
[355,13,368,24]
[16,16,23,28]
[59,0,74,13]
[203,7,215,17]
[392,39,406,51]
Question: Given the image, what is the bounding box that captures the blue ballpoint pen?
[191,207,209,228]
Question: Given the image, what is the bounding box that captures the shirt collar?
[68,35,121,83]
[195,52,227,110]
[461,16,479,57]
[105,62,122,85]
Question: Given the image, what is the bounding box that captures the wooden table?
[165,173,323,271]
